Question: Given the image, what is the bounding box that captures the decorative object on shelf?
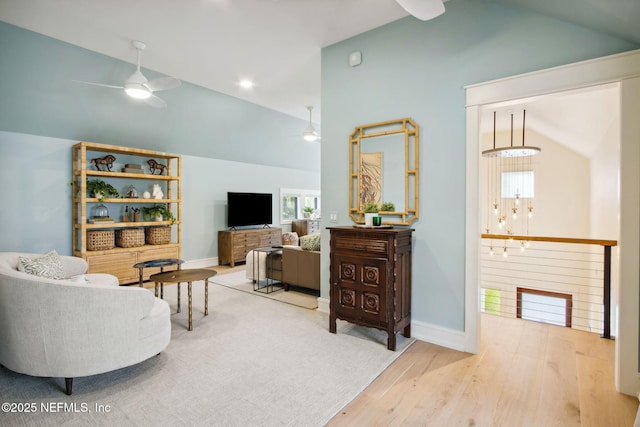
[94,204,109,218]
[122,163,144,174]
[482,110,540,256]
[87,230,115,251]
[126,185,138,198]
[362,201,379,226]
[142,191,151,199]
[142,204,175,223]
[91,154,116,172]
[152,184,164,199]
[90,204,114,224]
[380,202,395,212]
[303,207,315,218]
[145,226,171,245]
[86,179,119,201]
[372,216,382,226]
[147,159,167,175]
[115,228,145,248]
[123,206,130,222]
[132,208,140,222]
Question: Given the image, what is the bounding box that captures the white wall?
[480,129,590,238]
[590,120,620,240]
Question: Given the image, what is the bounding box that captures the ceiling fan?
[303,106,320,142]
[78,40,181,108]
[395,0,445,21]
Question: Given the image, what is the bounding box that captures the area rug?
[211,269,318,310]
[0,282,414,426]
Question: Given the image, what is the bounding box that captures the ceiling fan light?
[125,84,151,99]
[396,0,445,21]
[303,126,318,142]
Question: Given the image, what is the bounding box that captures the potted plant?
[380,202,395,212]
[362,201,379,226]
[142,204,175,223]
[86,179,119,201]
[303,206,315,218]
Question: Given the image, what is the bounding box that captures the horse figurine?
[152,184,164,200]
[91,155,116,172]
[147,159,167,175]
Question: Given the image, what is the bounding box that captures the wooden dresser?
[218,228,282,267]
[328,226,413,350]
[292,219,320,237]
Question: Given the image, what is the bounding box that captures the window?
[480,288,501,315]
[501,170,534,199]
[517,287,572,327]
[280,188,320,224]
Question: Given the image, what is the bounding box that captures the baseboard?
[317,297,329,313]
[316,301,467,352]
[183,257,218,269]
[410,319,467,352]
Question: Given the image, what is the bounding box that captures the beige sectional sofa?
[245,246,320,292]
[282,246,320,291]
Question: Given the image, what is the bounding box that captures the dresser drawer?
[307,220,320,234]
[332,235,389,256]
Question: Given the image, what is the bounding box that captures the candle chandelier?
[483,110,541,256]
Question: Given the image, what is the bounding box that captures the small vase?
[364,213,377,226]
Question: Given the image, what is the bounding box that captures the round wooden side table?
[150,269,217,331]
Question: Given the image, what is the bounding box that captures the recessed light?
[239,79,254,89]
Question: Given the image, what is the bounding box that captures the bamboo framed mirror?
[349,118,419,225]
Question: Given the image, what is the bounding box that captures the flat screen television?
[227,192,273,228]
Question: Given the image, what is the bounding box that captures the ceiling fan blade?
[396,0,445,21]
[73,80,124,90]
[145,77,181,92]
[144,94,167,109]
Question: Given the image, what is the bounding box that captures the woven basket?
[145,226,171,245]
[87,230,115,251]
[115,228,145,248]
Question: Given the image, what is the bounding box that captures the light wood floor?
[327,314,638,427]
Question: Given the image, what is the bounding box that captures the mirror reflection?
[349,118,419,226]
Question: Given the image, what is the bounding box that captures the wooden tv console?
[218,227,282,267]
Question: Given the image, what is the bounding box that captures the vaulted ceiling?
[0,0,638,156]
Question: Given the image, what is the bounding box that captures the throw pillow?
[282,231,299,246]
[18,251,64,279]
[300,233,321,251]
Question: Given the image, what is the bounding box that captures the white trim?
[465,105,480,354]
[465,49,640,106]
[617,76,640,394]
[466,48,640,396]
[183,257,218,269]
[317,297,330,313]
[411,319,467,352]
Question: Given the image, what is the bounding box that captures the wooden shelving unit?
[72,142,182,285]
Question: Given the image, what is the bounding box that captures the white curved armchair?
[0,252,171,395]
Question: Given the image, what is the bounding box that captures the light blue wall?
[320,0,638,331]
[0,22,320,260]
[0,131,319,259]
[0,21,319,172]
